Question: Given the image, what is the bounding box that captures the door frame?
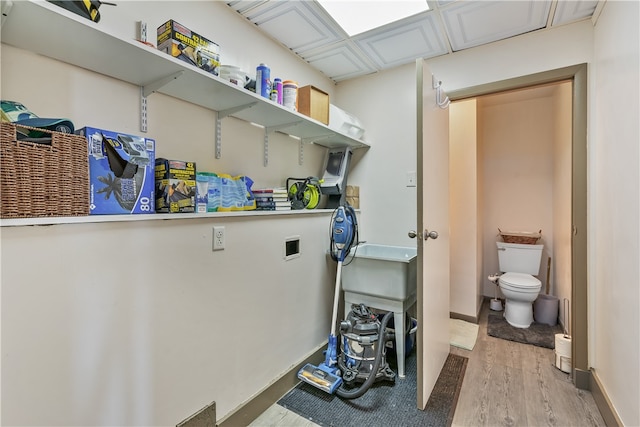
[446,63,588,386]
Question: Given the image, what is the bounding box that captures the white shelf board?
[0,209,339,228]
[0,0,369,150]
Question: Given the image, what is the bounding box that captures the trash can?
[534,294,559,326]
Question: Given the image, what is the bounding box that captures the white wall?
[1,215,336,426]
[449,99,482,318]
[1,2,343,425]
[479,89,556,295]
[333,62,418,247]
[591,1,640,425]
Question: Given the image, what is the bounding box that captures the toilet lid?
[499,272,541,289]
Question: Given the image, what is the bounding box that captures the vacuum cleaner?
[297,205,395,399]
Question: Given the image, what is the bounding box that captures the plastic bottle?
[256,63,271,98]
[282,80,298,111]
[273,78,283,104]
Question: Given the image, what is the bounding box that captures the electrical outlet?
[213,226,225,251]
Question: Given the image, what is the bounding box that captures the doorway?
[446,64,588,386]
[450,80,573,323]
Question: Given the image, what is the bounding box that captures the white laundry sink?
[341,244,417,301]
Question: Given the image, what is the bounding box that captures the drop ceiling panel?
[441,0,552,51]
[353,12,448,69]
[302,41,377,82]
[239,1,343,53]
[226,1,601,83]
[552,0,599,25]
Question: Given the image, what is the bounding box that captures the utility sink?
[341,244,417,301]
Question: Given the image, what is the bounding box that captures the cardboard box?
[346,185,359,208]
[157,20,220,76]
[298,85,329,125]
[155,159,197,213]
[77,127,155,215]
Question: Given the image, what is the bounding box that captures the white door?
[415,59,451,409]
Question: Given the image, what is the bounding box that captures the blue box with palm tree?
[77,127,155,215]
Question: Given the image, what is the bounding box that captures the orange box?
[298,85,329,125]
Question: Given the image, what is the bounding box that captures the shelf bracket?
[217,102,258,119]
[215,102,258,159]
[262,121,303,167]
[140,86,148,133]
[301,134,334,145]
[299,140,304,165]
[265,121,302,134]
[263,128,269,167]
[142,70,184,97]
[139,70,184,133]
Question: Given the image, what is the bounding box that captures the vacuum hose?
[336,311,394,399]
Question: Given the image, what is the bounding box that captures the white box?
[329,104,365,140]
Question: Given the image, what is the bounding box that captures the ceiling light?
[317,0,430,36]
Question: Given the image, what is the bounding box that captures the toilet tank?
[496,242,543,275]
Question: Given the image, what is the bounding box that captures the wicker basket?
[498,228,542,245]
[1,122,89,218]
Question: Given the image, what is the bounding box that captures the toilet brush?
[489,273,503,311]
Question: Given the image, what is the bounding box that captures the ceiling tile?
[226,1,600,83]
[301,41,377,82]
[552,0,599,26]
[353,11,448,69]
[441,0,552,51]
[239,1,344,53]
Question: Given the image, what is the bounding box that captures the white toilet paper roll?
[554,333,572,373]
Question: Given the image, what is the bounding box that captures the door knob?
[408,230,438,240]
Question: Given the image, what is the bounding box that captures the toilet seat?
[499,272,541,289]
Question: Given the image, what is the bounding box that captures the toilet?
[496,242,543,328]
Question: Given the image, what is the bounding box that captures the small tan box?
[346,196,359,209]
[298,85,329,125]
[346,185,359,197]
[346,185,359,208]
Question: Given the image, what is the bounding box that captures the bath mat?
[278,351,468,427]
[449,318,479,350]
[487,312,560,348]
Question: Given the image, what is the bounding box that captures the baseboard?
[177,401,216,427]
[217,344,326,427]
[574,367,591,390]
[590,369,624,427]
[449,311,479,324]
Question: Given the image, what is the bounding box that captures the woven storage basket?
[498,228,541,245]
[1,122,89,218]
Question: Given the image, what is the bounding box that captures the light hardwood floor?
[249,301,605,426]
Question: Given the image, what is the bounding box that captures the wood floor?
[249,301,605,426]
